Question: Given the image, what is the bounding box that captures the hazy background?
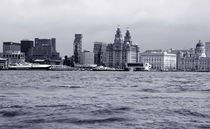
[0,0,210,56]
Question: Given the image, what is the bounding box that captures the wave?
[35,104,68,108]
[0,110,26,117]
[22,117,126,124]
[50,85,82,89]
[141,88,160,93]
[174,109,210,118]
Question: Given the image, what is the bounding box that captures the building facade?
[205,42,210,57]
[177,40,210,71]
[81,50,94,65]
[2,42,25,65]
[21,40,34,62]
[123,30,139,64]
[140,51,177,71]
[106,27,139,69]
[31,38,61,64]
[93,42,107,66]
[3,42,21,53]
[73,34,82,64]
[2,52,25,65]
[0,58,8,69]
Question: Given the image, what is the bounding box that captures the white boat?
[127,63,151,71]
[9,63,51,70]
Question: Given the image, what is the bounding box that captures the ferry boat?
[92,66,116,71]
[9,63,51,70]
[127,63,151,71]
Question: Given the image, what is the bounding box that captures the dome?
[196,40,204,48]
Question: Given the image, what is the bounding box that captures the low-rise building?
[140,51,176,71]
[2,52,25,65]
[0,58,8,69]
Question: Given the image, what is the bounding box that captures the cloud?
[0,0,210,56]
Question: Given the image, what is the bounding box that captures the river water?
[0,71,210,129]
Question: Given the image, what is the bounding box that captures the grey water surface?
[0,71,210,129]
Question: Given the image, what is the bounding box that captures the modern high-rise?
[93,42,107,66]
[21,40,34,62]
[3,42,21,53]
[205,42,210,57]
[31,38,61,64]
[81,50,94,65]
[73,34,82,64]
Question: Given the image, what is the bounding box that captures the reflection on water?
[0,71,210,129]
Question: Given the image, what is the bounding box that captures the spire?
[114,26,123,44]
[124,28,132,45]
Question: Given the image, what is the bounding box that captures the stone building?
[140,51,177,71]
[177,40,210,71]
[106,27,139,69]
[205,42,210,57]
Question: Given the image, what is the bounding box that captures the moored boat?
[8,63,51,70]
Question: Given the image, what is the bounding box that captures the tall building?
[21,40,34,62]
[93,42,107,66]
[177,40,210,71]
[31,38,61,64]
[123,29,139,65]
[205,42,210,57]
[106,27,124,69]
[140,51,177,71]
[106,27,140,69]
[73,34,82,64]
[81,50,94,65]
[3,42,21,53]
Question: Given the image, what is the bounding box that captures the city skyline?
[0,0,210,56]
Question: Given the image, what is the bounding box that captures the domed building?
[177,40,210,71]
[195,40,206,57]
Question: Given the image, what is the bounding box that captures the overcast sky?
[0,0,210,56]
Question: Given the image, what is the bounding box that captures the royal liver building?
[106,27,139,69]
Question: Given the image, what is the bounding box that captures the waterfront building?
[106,27,139,69]
[177,40,210,71]
[73,34,82,64]
[2,42,25,65]
[2,52,25,65]
[106,27,123,69]
[140,51,177,71]
[93,42,107,66]
[205,42,210,57]
[81,50,94,65]
[21,40,34,62]
[195,40,206,57]
[3,42,21,53]
[31,38,61,64]
[122,30,139,64]
[0,58,8,69]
